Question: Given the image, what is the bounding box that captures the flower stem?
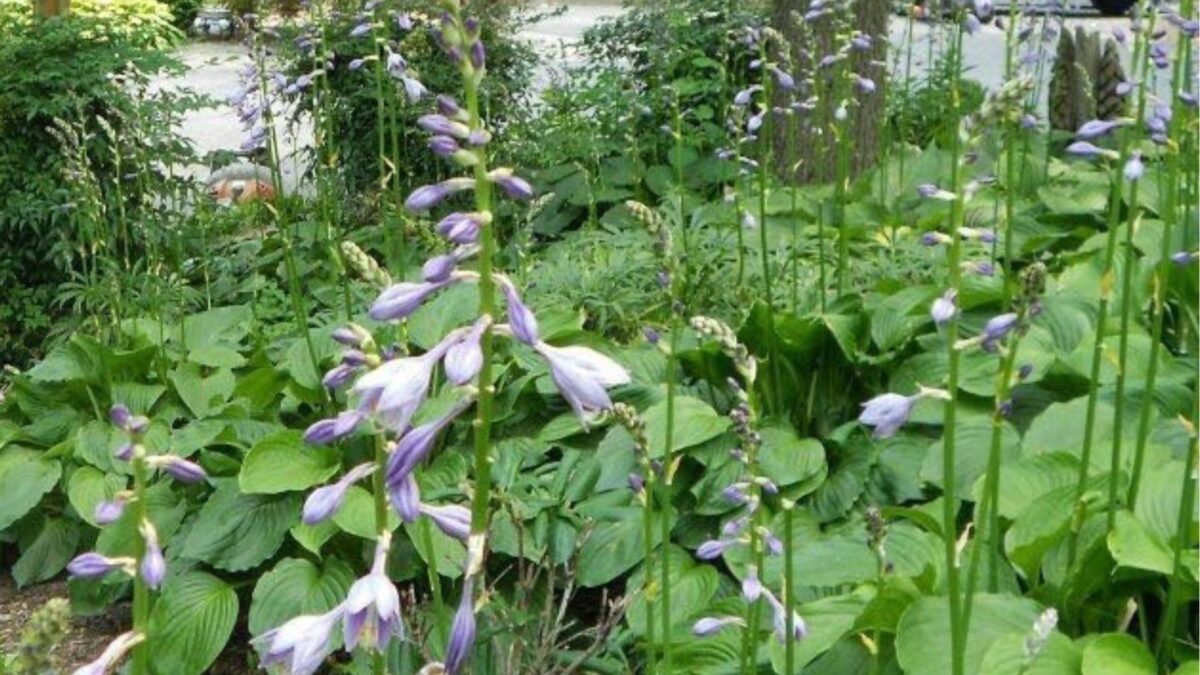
[942,18,967,675]
[641,476,657,673]
[1154,398,1198,661]
[783,503,796,675]
[660,324,679,672]
[130,449,150,675]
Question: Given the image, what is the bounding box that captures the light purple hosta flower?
[470,40,486,70]
[139,522,165,590]
[445,317,489,386]
[423,253,458,283]
[917,183,956,201]
[733,85,761,107]
[303,463,376,524]
[71,632,143,675]
[149,455,208,484]
[1171,251,1198,266]
[501,281,540,345]
[742,567,763,602]
[348,58,366,71]
[1181,92,1198,109]
[1066,141,1118,160]
[429,135,461,158]
[695,539,732,560]
[533,342,631,426]
[1124,152,1145,182]
[1146,115,1167,135]
[400,77,428,103]
[405,177,475,212]
[419,114,471,139]
[353,339,453,432]
[488,168,534,201]
[445,578,477,675]
[967,261,996,277]
[770,66,796,91]
[395,12,413,30]
[980,312,1019,351]
[747,112,764,134]
[114,442,134,462]
[851,34,871,50]
[323,363,358,390]
[764,531,783,556]
[68,552,132,579]
[436,212,484,244]
[110,404,132,429]
[370,275,464,321]
[94,498,126,525]
[1075,119,1123,140]
[922,232,953,247]
[257,606,345,675]
[964,13,982,35]
[855,76,876,94]
[349,22,371,38]
[722,483,749,505]
[765,591,808,642]
[344,534,405,652]
[304,409,367,446]
[931,289,958,326]
[386,397,476,488]
[421,503,472,541]
[722,516,748,538]
[859,393,919,438]
[1020,114,1039,130]
[693,616,745,637]
[390,472,421,523]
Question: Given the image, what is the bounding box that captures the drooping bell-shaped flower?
[692,616,746,637]
[405,178,475,212]
[139,521,166,590]
[256,606,345,675]
[445,578,477,675]
[742,566,763,602]
[390,472,421,523]
[344,533,405,653]
[304,409,367,446]
[71,631,144,675]
[146,455,208,484]
[931,289,959,326]
[487,168,534,201]
[916,183,956,201]
[94,497,127,525]
[421,502,472,541]
[1123,151,1145,182]
[1066,141,1118,160]
[386,397,476,488]
[370,276,461,321]
[860,391,928,439]
[435,211,486,244]
[354,338,459,432]
[445,317,489,386]
[980,312,1019,351]
[68,552,134,579]
[502,280,539,345]
[533,342,630,426]
[764,590,808,642]
[303,463,376,524]
[1075,119,1123,140]
[695,539,733,560]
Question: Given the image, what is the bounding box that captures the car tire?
[1092,0,1135,15]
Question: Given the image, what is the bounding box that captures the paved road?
[161,5,1183,190]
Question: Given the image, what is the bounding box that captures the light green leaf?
[97,481,186,557]
[769,586,876,671]
[182,482,299,572]
[248,557,355,635]
[239,430,340,494]
[1107,510,1174,576]
[67,467,127,527]
[13,517,79,587]
[1080,633,1156,675]
[333,485,399,539]
[626,546,719,637]
[0,450,61,531]
[979,632,1081,674]
[147,571,238,675]
[758,424,826,488]
[644,396,730,459]
[896,594,1040,675]
[291,520,339,556]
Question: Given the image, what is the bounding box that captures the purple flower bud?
[429,135,461,158]
[1124,152,1145,182]
[386,398,474,487]
[418,114,470,138]
[747,112,764,133]
[981,313,1019,351]
[969,261,996,277]
[127,416,150,435]
[396,12,413,30]
[303,409,366,446]
[390,472,421,523]
[140,525,166,590]
[764,532,783,556]
[370,279,456,321]
[695,539,729,560]
[322,364,357,390]
[470,40,486,70]
[349,22,371,38]
[722,483,749,505]
[931,290,958,325]
[917,183,939,198]
[488,169,534,201]
[67,552,128,579]
[1020,114,1039,129]
[1146,115,1167,135]
[766,592,808,642]
[436,212,484,244]
[405,178,474,213]
[964,13,982,34]
[421,503,472,541]
[158,456,208,484]
[114,442,134,462]
[1181,92,1198,108]
[1076,119,1122,140]
[851,35,871,50]
[437,95,462,117]
[1112,26,1127,42]
[348,58,365,71]
[742,568,763,602]
[770,66,796,91]
[1066,141,1115,160]
[444,318,488,386]
[693,616,743,637]
[502,282,539,345]
[109,404,131,429]
[94,499,126,525]
[855,76,876,94]
[1171,251,1197,266]
[445,580,477,675]
[400,77,427,103]
[628,472,645,493]
[642,326,660,345]
[423,254,458,283]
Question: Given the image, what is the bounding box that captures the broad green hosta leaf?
[644,395,730,459]
[405,517,466,579]
[973,452,1078,520]
[626,545,719,638]
[1133,459,1194,542]
[109,382,167,416]
[182,481,299,572]
[1006,473,1113,579]
[408,283,479,351]
[0,449,61,531]
[1172,662,1199,675]
[13,517,79,587]
[290,520,339,556]
[923,416,1020,495]
[896,594,1040,675]
[576,491,671,587]
[812,433,874,522]
[147,571,238,675]
[239,429,339,494]
[248,557,355,635]
[98,481,186,557]
[979,632,1081,674]
[1107,510,1176,577]
[758,424,825,489]
[768,586,876,672]
[1080,633,1156,675]
[181,305,252,352]
[1024,397,1139,474]
[169,364,236,419]
[67,466,127,526]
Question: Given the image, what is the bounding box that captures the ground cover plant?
[0,0,1197,673]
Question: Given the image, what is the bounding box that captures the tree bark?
[771,0,889,183]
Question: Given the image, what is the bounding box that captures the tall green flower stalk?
[1155,395,1198,662]
[1065,3,1151,568]
[1128,0,1194,509]
[612,401,659,672]
[66,405,207,674]
[1106,7,1157,533]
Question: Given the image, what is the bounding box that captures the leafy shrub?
[0,0,193,367]
[887,57,986,148]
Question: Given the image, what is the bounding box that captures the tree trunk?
[33,0,68,16]
[771,0,889,183]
